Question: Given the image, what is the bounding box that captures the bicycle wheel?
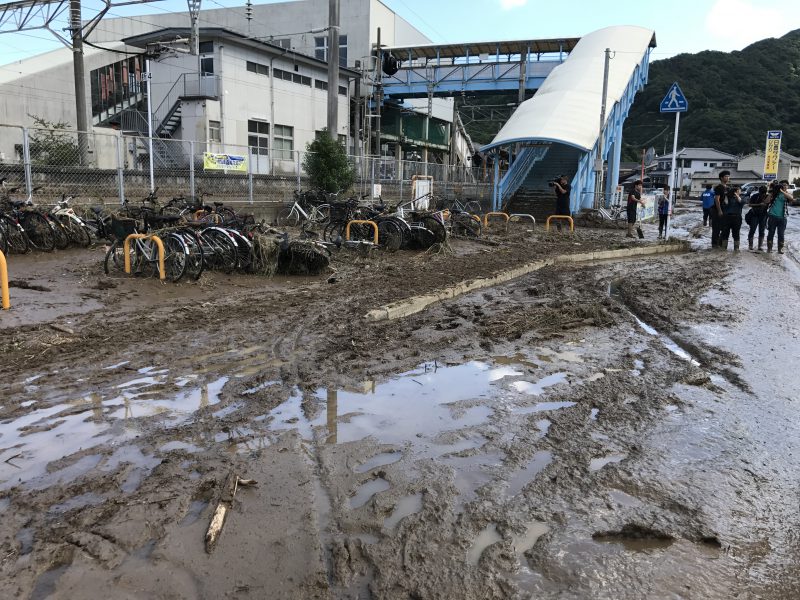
[309,204,331,226]
[103,239,135,275]
[162,233,188,283]
[177,229,204,280]
[45,214,69,249]
[323,221,345,243]
[376,219,403,252]
[20,211,55,252]
[452,213,482,238]
[463,201,482,215]
[200,228,238,274]
[227,229,254,272]
[420,215,447,244]
[2,215,29,254]
[0,218,7,254]
[216,206,237,225]
[276,206,299,228]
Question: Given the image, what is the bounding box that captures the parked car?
[740,181,768,198]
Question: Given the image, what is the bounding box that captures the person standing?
[720,185,745,251]
[700,183,715,226]
[766,181,791,254]
[552,175,571,231]
[712,171,730,248]
[657,186,670,239]
[746,185,769,251]
[626,180,645,238]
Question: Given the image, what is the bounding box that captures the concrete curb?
[364,241,689,322]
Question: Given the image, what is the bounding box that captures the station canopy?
[481,26,657,153]
[379,38,580,61]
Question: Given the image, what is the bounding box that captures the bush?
[302,130,355,193]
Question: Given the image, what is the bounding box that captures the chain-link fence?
[0,125,495,215]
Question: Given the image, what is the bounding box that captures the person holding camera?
[626,180,646,238]
[766,180,791,254]
[550,176,571,229]
[745,185,769,251]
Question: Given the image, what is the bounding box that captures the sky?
[1,0,800,65]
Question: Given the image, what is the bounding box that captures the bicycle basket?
[328,201,353,222]
[110,215,138,240]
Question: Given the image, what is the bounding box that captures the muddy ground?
[1,209,800,599]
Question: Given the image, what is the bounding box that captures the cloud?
[499,0,528,9]
[705,0,800,51]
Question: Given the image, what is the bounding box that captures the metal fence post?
[370,158,375,197]
[399,174,403,203]
[116,135,126,206]
[247,144,254,204]
[21,127,32,196]
[189,140,196,200]
[296,150,301,192]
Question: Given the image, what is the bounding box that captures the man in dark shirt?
[720,185,745,251]
[553,176,571,215]
[712,170,730,248]
[552,175,571,231]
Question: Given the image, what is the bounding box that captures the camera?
[547,177,560,187]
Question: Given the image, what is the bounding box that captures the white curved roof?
[482,25,656,152]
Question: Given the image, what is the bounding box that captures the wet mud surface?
[2,213,800,599]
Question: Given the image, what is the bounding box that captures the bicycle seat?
[213,201,223,207]
[91,206,104,215]
[10,199,27,208]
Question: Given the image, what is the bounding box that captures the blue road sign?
[660,82,688,113]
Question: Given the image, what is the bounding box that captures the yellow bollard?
[345,220,379,245]
[0,249,9,310]
[483,211,510,228]
[124,234,166,280]
[545,215,574,232]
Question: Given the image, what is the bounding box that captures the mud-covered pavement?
[1,212,800,599]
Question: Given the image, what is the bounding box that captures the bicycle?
[277,190,332,229]
[103,214,190,282]
[51,194,92,247]
[0,184,56,252]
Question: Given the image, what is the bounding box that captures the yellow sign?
[762,130,782,181]
[203,152,247,172]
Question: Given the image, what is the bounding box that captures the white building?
[650,148,737,193]
[737,150,800,184]
[0,0,468,169]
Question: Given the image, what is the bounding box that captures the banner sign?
[639,193,657,222]
[762,130,782,181]
[203,152,247,172]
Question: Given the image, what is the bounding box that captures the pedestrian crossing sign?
[660,82,688,113]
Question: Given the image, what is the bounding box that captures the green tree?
[27,115,80,166]
[302,130,355,193]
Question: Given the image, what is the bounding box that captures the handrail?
[498,145,549,205]
[151,74,221,133]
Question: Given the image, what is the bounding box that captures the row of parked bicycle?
[0,179,96,254]
[278,189,485,251]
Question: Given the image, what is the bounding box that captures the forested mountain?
[621,29,800,160]
[458,30,800,159]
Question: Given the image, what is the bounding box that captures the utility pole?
[69,0,89,165]
[374,27,381,157]
[595,47,611,206]
[326,0,340,140]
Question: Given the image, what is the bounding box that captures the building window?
[274,68,310,86]
[274,38,291,49]
[199,41,213,53]
[339,34,347,66]
[315,80,328,91]
[314,34,347,66]
[247,119,269,156]
[338,85,347,96]
[209,120,221,142]
[200,57,214,75]
[90,54,144,120]
[709,162,716,168]
[274,124,293,160]
[246,60,269,76]
[315,36,326,61]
